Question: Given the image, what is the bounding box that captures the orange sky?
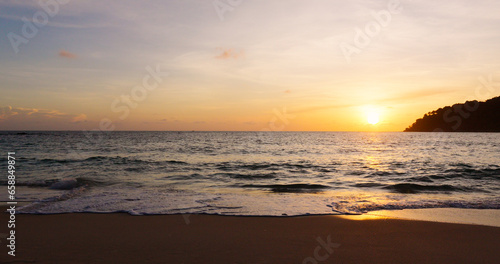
[1,0,500,131]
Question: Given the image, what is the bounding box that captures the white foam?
[49,178,78,190]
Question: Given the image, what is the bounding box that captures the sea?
[1,131,499,217]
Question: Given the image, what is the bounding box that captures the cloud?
[0,13,94,29]
[291,104,354,114]
[158,117,180,123]
[376,89,455,104]
[215,48,243,60]
[0,106,87,124]
[59,50,77,59]
[71,114,88,123]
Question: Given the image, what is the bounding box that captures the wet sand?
[1,209,499,263]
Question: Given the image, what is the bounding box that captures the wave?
[214,172,278,180]
[239,183,330,193]
[18,185,89,213]
[408,176,434,183]
[329,199,500,215]
[1,177,109,189]
[211,161,332,173]
[49,178,79,190]
[37,156,189,166]
[351,182,386,188]
[383,183,476,194]
[443,166,500,180]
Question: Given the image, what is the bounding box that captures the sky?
[1,0,500,131]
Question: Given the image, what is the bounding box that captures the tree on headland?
[404,96,500,132]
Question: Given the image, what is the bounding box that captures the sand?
[1,209,499,263]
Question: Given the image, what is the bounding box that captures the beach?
[1,132,499,263]
[2,0,500,263]
[1,208,499,263]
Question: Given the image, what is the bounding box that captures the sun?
[366,111,380,125]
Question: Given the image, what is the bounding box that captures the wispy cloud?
[1,0,499,131]
[58,50,77,59]
[71,114,88,123]
[0,13,97,29]
[377,89,456,104]
[291,104,354,114]
[0,106,86,123]
[215,48,243,60]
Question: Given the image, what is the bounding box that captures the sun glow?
[366,109,380,125]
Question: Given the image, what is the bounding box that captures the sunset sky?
[1,0,499,131]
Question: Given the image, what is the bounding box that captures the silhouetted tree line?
[404,96,500,132]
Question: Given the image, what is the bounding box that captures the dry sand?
[1,209,499,263]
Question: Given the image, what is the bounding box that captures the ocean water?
[0,131,499,216]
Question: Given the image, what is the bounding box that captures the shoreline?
[12,205,500,227]
[366,208,500,227]
[1,207,500,263]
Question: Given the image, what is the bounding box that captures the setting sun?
[367,111,380,125]
[2,1,500,262]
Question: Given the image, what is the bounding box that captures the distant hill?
[404,96,500,132]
